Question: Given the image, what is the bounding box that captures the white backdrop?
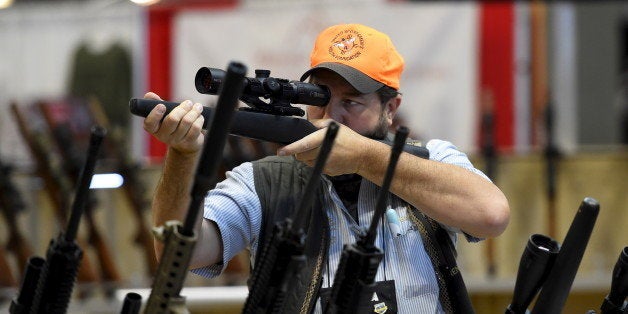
[0,1,146,164]
[173,1,479,151]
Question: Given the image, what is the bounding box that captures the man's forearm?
[152,147,199,256]
[357,140,510,238]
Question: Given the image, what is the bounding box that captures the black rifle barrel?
[182,62,247,236]
[601,246,628,313]
[291,121,338,228]
[531,197,600,314]
[65,125,106,241]
[362,126,409,247]
[9,256,46,314]
[505,234,560,314]
[120,292,142,314]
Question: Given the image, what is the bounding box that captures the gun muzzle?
[506,234,560,314]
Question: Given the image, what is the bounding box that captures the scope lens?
[195,67,225,95]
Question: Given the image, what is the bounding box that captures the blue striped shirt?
[191,139,487,313]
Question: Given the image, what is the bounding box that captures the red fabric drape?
[479,2,514,151]
[146,0,238,161]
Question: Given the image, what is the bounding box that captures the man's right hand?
[142,92,206,155]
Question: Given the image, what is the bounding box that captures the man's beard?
[364,111,390,140]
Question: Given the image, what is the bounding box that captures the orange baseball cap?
[300,23,404,93]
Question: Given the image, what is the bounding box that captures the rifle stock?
[0,160,34,275]
[37,102,121,292]
[10,102,100,286]
[87,99,158,276]
[0,245,17,287]
[10,126,106,314]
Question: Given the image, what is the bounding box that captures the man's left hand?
[277,119,374,176]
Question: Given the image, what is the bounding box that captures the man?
[142,24,510,313]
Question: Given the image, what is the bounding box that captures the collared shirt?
[191,139,487,313]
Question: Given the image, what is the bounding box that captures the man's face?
[306,70,396,139]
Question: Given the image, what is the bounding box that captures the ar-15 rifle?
[505,197,600,314]
[36,101,121,295]
[243,121,339,314]
[141,61,246,314]
[0,158,35,280]
[86,98,158,276]
[323,126,408,314]
[586,247,628,314]
[10,102,100,287]
[9,125,106,314]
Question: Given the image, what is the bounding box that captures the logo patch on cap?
[328,29,364,61]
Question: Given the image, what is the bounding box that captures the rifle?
[243,121,338,314]
[505,197,600,314]
[9,102,100,287]
[37,101,121,294]
[480,89,498,278]
[86,99,158,276]
[592,247,628,314]
[0,245,17,288]
[0,159,34,277]
[142,61,246,313]
[543,98,560,239]
[323,126,408,314]
[10,125,106,314]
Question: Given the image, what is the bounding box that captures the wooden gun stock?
[36,101,121,293]
[9,102,100,286]
[0,245,17,287]
[87,99,158,276]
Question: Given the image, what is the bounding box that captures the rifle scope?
[195,67,330,116]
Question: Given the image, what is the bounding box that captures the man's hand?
[142,92,205,155]
[277,119,375,176]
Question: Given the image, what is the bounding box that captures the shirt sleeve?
[425,139,486,243]
[190,162,262,278]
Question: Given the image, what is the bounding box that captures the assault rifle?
[10,102,100,287]
[36,101,121,295]
[587,247,628,314]
[323,126,408,314]
[0,159,34,281]
[243,121,339,314]
[10,125,106,314]
[141,61,246,313]
[505,197,600,314]
[86,99,158,276]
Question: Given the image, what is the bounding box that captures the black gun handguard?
[130,98,316,144]
[129,98,430,159]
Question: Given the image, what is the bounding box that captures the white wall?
[0,1,146,165]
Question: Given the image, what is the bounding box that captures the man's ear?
[385,95,402,123]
